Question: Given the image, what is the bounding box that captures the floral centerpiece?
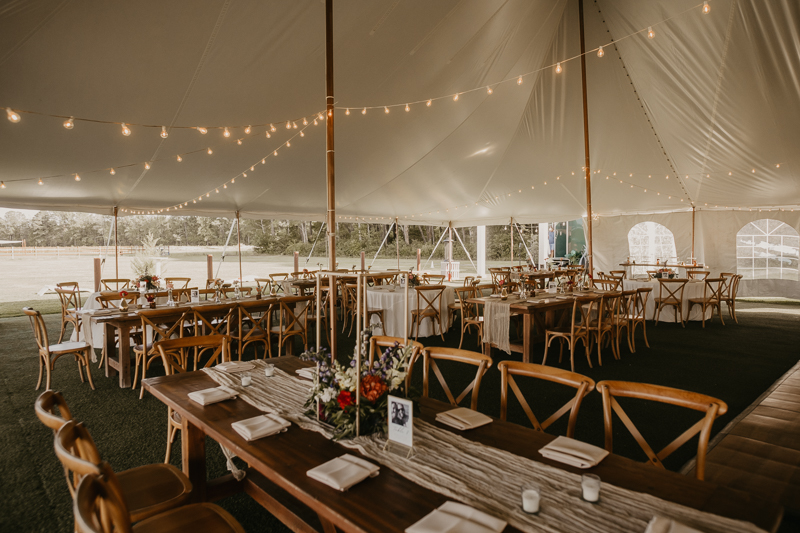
[407,272,422,287]
[655,268,675,279]
[301,332,414,440]
[118,290,129,312]
[135,274,160,290]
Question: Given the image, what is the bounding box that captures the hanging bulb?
[63,117,74,129]
[647,27,655,39]
[243,172,247,177]
[426,99,432,107]
[261,158,266,164]
[274,150,278,156]
[74,173,81,181]
[453,93,459,101]
[384,106,390,114]
[176,155,182,162]
[346,108,350,115]
[703,2,710,14]
[313,119,318,125]
[215,188,219,193]
[207,147,213,154]
[223,184,227,189]
[286,121,291,129]
[487,87,493,95]
[327,110,332,117]
[597,46,604,58]
[405,104,410,112]
[250,166,254,171]
[293,122,298,128]
[245,125,251,134]
[6,108,20,123]
[121,123,131,136]
[223,127,231,138]
[38,178,43,185]
[109,168,116,175]
[196,126,208,134]
[231,178,235,183]
[286,141,290,147]
[555,62,562,73]
[266,131,271,138]
[237,139,242,145]
[362,108,367,115]
[318,112,324,120]
[517,76,523,85]
[300,131,305,137]
[270,124,276,132]
[160,126,168,138]
[303,118,308,125]
[0,181,5,188]
[144,162,151,169]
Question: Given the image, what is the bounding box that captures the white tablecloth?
[623,279,712,322]
[366,286,455,338]
[71,291,168,350]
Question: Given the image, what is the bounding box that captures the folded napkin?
[645,516,704,533]
[406,502,507,533]
[296,367,317,380]
[215,361,255,373]
[539,435,609,469]
[435,408,493,431]
[232,413,290,441]
[307,454,379,491]
[188,386,238,406]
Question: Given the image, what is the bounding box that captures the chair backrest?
[270,273,289,281]
[138,309,188,349]
[206,278,224,289]
[276,295,313,334]
[254,278,272,293]
[414,285,445,317]
[657,278,688,302]
[423,273,445,284]
[35,390,73,432]
[99,279,131,291]
[368,335,424,365]
[498,361,595,438]
[632,287,653,320]
[56,283,82,311]
[74,473,133,533]
[54,419,104,497]
[598,291,622,325]
[95,291,139,309]
[608,270,626,279]
[592,277,621,290]
[23,307,49,353]
[646,270,659,280]
[688,270,710,280]
[463,276,476,287]
[155,335,230,374]
[164,277,191,289]
[191,304,236,338]
[596,380,728,480]
[420,347,492,410]
[488,268,511,288]
[703,277,725,301]
[618,289,638,318]
[453,287,478,320]
[221,286,253,298]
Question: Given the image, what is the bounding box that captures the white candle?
[241,374,252,387]
[264,365,274,377]
[581,474,601,502]
[522,488,540,513]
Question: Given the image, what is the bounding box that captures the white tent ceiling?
[0,0,798,227]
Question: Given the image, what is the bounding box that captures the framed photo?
[387,395,413,449]
[190,289,200,303]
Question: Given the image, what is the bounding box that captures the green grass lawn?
[0,299,62,318]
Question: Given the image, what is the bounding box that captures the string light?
[346,108,350,115]
[300,131,304,137]
[286,141,290,147]
[160,126,168,138]
[38,178,43,185]
[74,173,81,181]
[176,155,182,162]
[266,131,271,138]
[0,181,5,188]
[270,124,276,132]
[286,121,292,129]
[555,62,562,73]
[207,148,213,155]
[517,76,523,85]
[121,123,131,136]
[384,106,390,114]
[223,127,231,138]
[597,46,604,58]
[293,122,298,129]
[109,168,115,175]
[702,2,710,14]
[405,104,410,112]
[196,127,207,135]
[362,108,367,115]
[6,108,20,122]
[245,125,251,134]
[144,162,151,169]
[426,100,432,107]
[487,87,493,95]
[648,27,655,39]
[303,118,308,126]
[63,117,74,129]
[250,166,254,171]
[237,139,242,145]
[274,150,278,156]
[313,119,318,125]
[261,158,266,164]
[453,93,459,101]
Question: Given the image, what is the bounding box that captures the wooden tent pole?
[236,211,242,282]
[113,206,119,279]
[578,0,594,276]
[325,0,336,272]
[692,207,696,260]
[510,217,514,265]
[396,217,400,270]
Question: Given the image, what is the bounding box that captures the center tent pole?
[692,207,696,260]
[396,217,400,270]
[510,217,514,265]
[113,206,119,279]
[325,0,337,272]
[578,0,594,276]
[236,211,242,282]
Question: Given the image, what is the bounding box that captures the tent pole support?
[236,211,242,282]
[692,207,696,260]
[510,217,514,265]
[325,0,336,274]
[113,206,119,279]
[396,217,400,270]
[578,0,594,276]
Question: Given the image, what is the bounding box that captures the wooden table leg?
[117,326,131,388]
[522,314,532,363]
[104,323,117,378]
[182,418,207,503]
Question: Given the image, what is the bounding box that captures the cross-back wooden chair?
[591,277,621,291]
[463,276,476,287]
[24,307,95,391]
[35,390,74,432]
[340,282,359,334]
[646,270,659,280]
[453,286,483,349]
[55,282,83,343]
[610,290,637,355]
[542,296,596,372]
[488,268,511,292]
[420,347,492,411]
[628,287,653,351]
[191,303,238,360]
[74,472,244,533]
[423,273,445,285]
[654,278,689,326]
[238,300,276,359]
[220,286,253,299]
[100,279,131,291]
[254,278,272,295]
[164,277,191,289]
[55,420,193,523]
[586,291,622,365]
[132,309,189,397]
[720,273,742,323]
[410,285,446,342]
[155,335,230,463]
[269,295,313,356]
[608,270,626,279]
[498,361,595,438]
[368,335,424,390]
[95,291,140,309]
[206,278,225,289]
[687,277,726,328]
[596,380,728,480]
[269,273,289,294]
[687,270,710,280]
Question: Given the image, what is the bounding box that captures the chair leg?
[77,357,85,383]
[165,417,176,464]
[584,336,593,369]
[36,355,44,390]
[84,351,95,390]
[58,319,66,344]
[459,321,466,349]
[45,360,52,391]
[542,335,551,365]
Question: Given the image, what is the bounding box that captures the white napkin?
[539,435,609,469]
[406,502,507,533]
[645,516,704,533]
[188,386,238,406]
[231,413,290,441]
[215,361,255,373]
[435,408,493,431]
[307,454,379,491]
[296,367,316,380]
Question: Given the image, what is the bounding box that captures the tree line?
[0,210,539,261]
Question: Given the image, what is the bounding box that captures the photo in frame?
[387,395,413,451]
[190,288,200,303]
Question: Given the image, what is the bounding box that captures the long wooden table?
[143,357,783,533]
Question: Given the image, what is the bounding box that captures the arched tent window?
[627,222,677,276]
[736,219,798,280]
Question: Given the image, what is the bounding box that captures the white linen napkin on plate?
[231,413,290,441]
[406,501,507,533]
[215,361,255,373]
[539,435,609,468]
[296,367,316,380]
[645,516,704,533]
[188,386,238,406]
[435,408,493,431]
[306,454,379,491]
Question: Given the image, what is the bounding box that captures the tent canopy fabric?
[0,0,798,227]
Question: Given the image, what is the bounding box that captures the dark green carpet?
[1,302,798,532]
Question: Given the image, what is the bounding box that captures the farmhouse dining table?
[142,356,782,533]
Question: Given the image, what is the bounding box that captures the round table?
[366,285,456,338]
[623,279,712,322]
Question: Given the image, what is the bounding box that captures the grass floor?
[1,301,799,532]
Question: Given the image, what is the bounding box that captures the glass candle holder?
[521,483,540,514]
[264,364,275,377]
[581,473,601,502]
[241,372,252,387]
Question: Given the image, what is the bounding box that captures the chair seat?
[688,297,719,304]
[654,298,681,305]
[118,463,193,522]
[411,309,439,317]
[270,326,303,334]
[132,502,245,533]
[49,341,90,353]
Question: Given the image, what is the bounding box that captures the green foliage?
[130,231,159,277]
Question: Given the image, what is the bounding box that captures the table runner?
[204,362,765,533]
[482,296,526,354]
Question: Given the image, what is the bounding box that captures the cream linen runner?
[204,362,765,533]
[482,299,511,354]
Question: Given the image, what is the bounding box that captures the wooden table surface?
[143,357,782,533]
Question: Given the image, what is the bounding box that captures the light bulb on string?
[196,126,208,134]
[555,62,562,73]
[270,124,276,132]
[231,178,235,183]
[405,104,410,112]
[109,168,116,175]
[261,159,265,164]
[223,184,227,189]
[300,131,304,137]
[426,100,432,106]
[6,108,20,123]
[266,131,271,138]
[384,106,390,114]
[293,122,298,128]
[215,188,219,193]
[38,178,43,185]
[517,76,523,85]
[362,108,367,115]
[303,118,308,126]
[63,117,74,129]
[243,172,247,177]
[121,123,131,136]
[74,173,81,181]
[487,87,493,95]
[237,139,242,145]
[647,27,655,39]
[597,46,604,58]
[345,108,350,115]
[274,150,278,156]
[245,125,251,134]
[286,121,291,129]
[250,166,254,171]
[453,93,459,101]
[144,162,150,170]
[223,127,231,138]
[286,141,290,147]
[703,2,710,14]
[207,148,213,155]
[176,155,182,162]
[313,119,318,125]
[160,126,168,138]
[1,181,6,188]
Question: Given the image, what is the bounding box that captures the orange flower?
[360,375,388,403]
